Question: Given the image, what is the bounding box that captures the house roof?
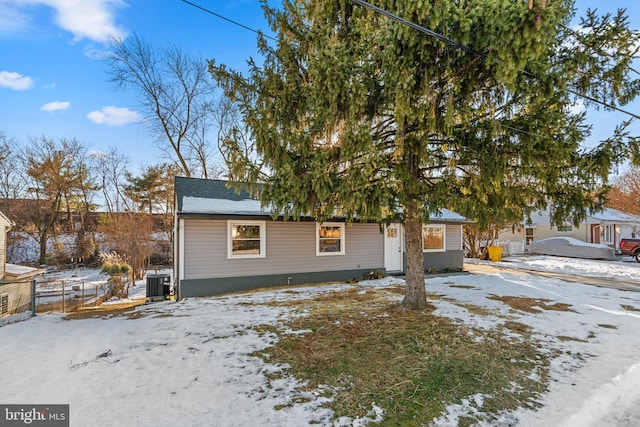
[175,177,265,215]
[588,207,640,224]
[4,264,45,281]
[175,176,471,222]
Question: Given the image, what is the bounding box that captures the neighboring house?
[174,177,471,298]
[0,210,44,318]
[498,207,640,253]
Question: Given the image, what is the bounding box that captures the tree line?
[0,35,244,278]
[0,131,176,278]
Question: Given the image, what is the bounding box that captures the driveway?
[465,262,640,292]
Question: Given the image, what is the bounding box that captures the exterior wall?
[444,224,462,251]
[178,218,467,297]
[179,219,384,296]
[180,269,375,298]
[0,215,10,280]
[423,250,464,271]
[422,224,463,271]
[0,281,32,318]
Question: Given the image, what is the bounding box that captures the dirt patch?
[63,300,147,320]
[488,295,575,314]
[503,320,534,335]
[621,304,640,312]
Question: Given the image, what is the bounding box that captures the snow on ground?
[35,267,169,308]
[1,257,640,426]
[468,254,640,281]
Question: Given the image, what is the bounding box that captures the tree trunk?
[402,202,427,310]
[38,236,47,265]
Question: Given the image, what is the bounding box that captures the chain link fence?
[35,280,111,313]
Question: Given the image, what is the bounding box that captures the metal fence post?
[31,279,36,317]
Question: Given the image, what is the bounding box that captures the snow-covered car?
[529,237,615,260]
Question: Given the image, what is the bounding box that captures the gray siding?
[445,224,462,251]
[423,250,464,271]
[183,220,384,281]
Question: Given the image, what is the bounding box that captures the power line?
[351,0,640,121]
[180,0,277,42]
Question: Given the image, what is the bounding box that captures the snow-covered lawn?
[1,256,640,426]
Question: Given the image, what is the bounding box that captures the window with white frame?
[227,220,266,258]
[423,225,446,252]
[603,224,614,245]
[316,222,345,256]
[557,225,573,233]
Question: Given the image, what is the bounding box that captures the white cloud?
[3,0,128,43]
[0,71,33,90]
[568,99,586,115]
[0,3,31,34]
[40,101,71,112]
[87,106,141,126]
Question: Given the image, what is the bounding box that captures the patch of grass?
[557,335,588,343]
[598,324,617,329]
[488,295,575,314]
[252,288,549,425]
[503,321,534,335]
[621,304,640,312]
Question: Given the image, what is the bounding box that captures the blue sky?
[0,0,638,172]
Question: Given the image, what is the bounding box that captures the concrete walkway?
[464,262,640,293]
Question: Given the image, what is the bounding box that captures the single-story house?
[498,207,640,253]
[0,210,44,318]
[174,177,472,298]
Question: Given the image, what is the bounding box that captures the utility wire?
[351,0,640,121]
[180,0,277,42]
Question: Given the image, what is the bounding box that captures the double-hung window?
[316,223,345,256]
[227,220,266,258]
[422,225,446,252]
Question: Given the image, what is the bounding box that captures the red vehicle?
[620,238,640,262]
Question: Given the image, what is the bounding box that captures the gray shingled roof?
[175,176,471,222]
[175,177,256,213]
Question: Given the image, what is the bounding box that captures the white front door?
[384,223,403,272]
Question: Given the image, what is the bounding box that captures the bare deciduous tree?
[107,34,224,178]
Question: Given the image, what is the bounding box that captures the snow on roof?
[176,177,470,222]
[589,208,640,224]
[429,208,469,222]
[182,196,268,215]
[5,263,45,280]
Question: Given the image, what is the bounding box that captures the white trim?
[316,222,346,256]
[384,223,403,271]
[603,224,615,245]
[227,220,267,259]
[178,218,185,281]
[422,224,446,253]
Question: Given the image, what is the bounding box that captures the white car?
[530,237,615,260]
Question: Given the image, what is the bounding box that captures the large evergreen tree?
[211,0,640,309]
